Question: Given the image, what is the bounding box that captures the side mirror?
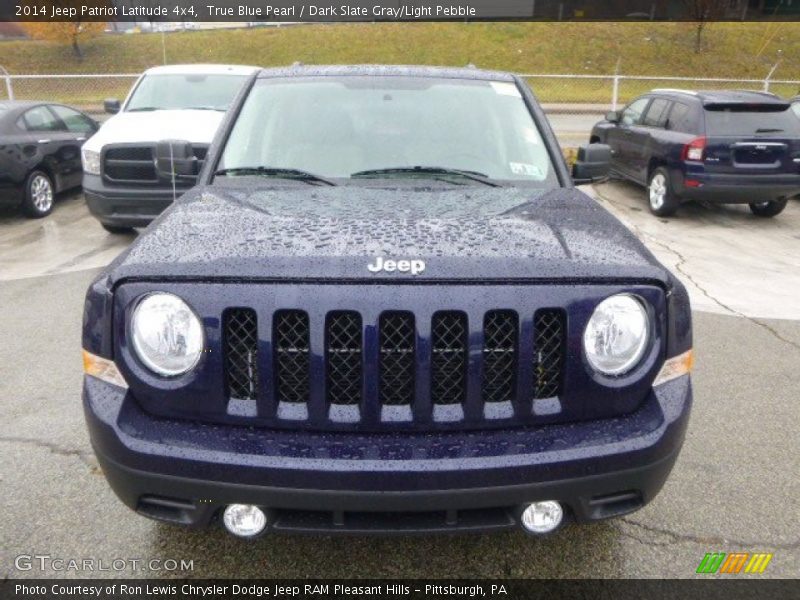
[155,140,198,180]
[572,143,611,185]
[606,110,620,123]
[104,98,121,114]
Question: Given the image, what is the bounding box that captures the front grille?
[482,311,518,403]
[102,144,207,184]
[274,310,310,403]
[221,306,567,427]
[532,309,566,399]
[224,308,259,400]
[326,312,362,405]
[379,312,415,406]
[104,145,157,182]
[431,312,468,405]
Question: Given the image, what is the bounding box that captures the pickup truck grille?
[222,307,565,428]
[102,144,208,185]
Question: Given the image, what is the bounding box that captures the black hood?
[105,184,669,285]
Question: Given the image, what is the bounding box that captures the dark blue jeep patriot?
[82,66,693,538]
[591,89,800,217]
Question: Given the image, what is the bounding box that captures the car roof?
[0,100,50,110]
[256,64,517,82]
[0,101,71,122]
[649,88,789,106]
[143,64,260,76]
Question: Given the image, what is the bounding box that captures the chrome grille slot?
[482,310,518,403]
[326,311,363,406]
[379,312,415,406]
[274,310,310,404]
[431,312,468,405]
[224,308,259,401]
[532,309,566,399]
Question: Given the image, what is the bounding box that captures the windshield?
[704,105,800,136]
[126,73,248,112]
[218,76,558,185]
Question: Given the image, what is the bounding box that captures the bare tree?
[683,0,728,52]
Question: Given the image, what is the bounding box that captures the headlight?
[583,294,650,376]
[82,148,101,175]
[130,293,204,377]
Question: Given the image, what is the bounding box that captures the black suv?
[591,90,800,217]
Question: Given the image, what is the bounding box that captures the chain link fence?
[1,71,798,149]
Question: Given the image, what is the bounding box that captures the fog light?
[520,501,563,534]
[222,504,267,538]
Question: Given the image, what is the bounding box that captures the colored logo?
[696,552,773,574]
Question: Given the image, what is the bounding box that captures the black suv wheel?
[647,168,679,217]
[749,199,787,218]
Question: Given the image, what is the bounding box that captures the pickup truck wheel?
[647,168,679,217]
[22,170,54,218]
[102,223,135,235]
[748,199,787,218]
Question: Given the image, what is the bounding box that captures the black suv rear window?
[704,105,800,136]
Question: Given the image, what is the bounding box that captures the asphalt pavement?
[0,187,798,579]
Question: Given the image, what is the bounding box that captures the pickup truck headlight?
[81,148,101,175]
[130,293,204,377]
[583,294,650,376]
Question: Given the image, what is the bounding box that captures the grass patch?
[2,22,798,107]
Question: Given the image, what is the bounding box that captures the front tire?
[22,170,55,218]
[101,223,135,235]
[647,168,679,217]
[749,199,787,218]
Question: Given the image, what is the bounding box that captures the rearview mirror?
[606,110,620,123]
[104,98,121,114]
[155,140,198,180]
[572,143,611,185]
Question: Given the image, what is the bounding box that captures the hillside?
[2,22,799,105]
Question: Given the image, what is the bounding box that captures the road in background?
[547,111,604,148]
[0,188,798,578]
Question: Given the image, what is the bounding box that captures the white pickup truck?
[81,64,258,233]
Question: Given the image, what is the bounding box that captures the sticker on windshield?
[510,162,544,178]
[491,82,522,97]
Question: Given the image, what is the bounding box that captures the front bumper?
[83,173,188,228]
[84,374,692,534]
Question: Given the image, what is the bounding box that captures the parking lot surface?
[1,187,798,579]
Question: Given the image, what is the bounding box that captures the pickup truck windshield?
[219,76,558,184]
[126,73,248,112]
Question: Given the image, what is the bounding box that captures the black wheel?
[647,168,679,217]
[748,199,787,218]
[22,170,54,218]
[101,223,135,234]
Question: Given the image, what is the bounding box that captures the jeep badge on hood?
[367,257,426,275]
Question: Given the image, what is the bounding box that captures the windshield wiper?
[213,166,336,186]
[351,166,501,187]
[755,128,784,133]
[186,106,226,111]
[127,107,159,112]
